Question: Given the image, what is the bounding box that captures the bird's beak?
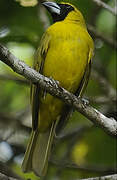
[42,2,61,15]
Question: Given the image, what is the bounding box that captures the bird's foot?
[49,76,59,88]
[81,98,89,106]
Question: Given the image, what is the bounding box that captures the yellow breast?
[43,22,90,92]
[39,21,93,131]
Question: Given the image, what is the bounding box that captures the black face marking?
[52,4,74,23]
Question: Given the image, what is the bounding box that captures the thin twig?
[38,3,50,30]
[91,0,116,16]
[88,24,117,49]
[0,172,23,180]
[0,111,31,136]
[0,162,23,180]
[0,44,116,136]
[55,125,92,141]
[50,159,117,174]
[0,35,37,48]
[89,96,116,104]
[0,74,29,85]
[91,69,116,98]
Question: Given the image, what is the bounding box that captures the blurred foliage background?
[0,0,116,180]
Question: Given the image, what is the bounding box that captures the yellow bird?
[22,1,94,177]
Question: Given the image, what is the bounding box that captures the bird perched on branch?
[22,1,94,177]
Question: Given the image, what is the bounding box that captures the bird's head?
[42,1,85,25]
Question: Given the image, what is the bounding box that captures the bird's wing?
[75,60,91,97]
[56,48,93,135]
[31,32,51,130]
[75,45,94,97]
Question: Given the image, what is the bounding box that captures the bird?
[22,1,94,177]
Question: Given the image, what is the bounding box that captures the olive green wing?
[31,32,51,130]
[75,44,94,97]
[75,60,91,97]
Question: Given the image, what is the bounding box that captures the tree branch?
[50,159,116,174]
[0,35,37,48]
[91,0,116,16]
[0,44,116,136]
[38,3,50,30]
[0,162,23,180]
[91,69,116,99]
[87,24,117,49]
[0,171,116,180]
[0,74,29,85]
[0,172,23,180]
[89,95,116,104]
[81,174,117,180]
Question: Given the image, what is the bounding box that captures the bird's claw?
[50,76,59,88]
[81,98,89,106]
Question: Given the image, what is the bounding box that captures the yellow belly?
[38,40,88,131]
[37,22,91,131]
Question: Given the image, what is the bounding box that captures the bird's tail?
[22,120,57,177]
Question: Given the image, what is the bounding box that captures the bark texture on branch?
[0,44,117,136]
[0,172,116,180]
[81,174,117,180]
[91,0,116,16]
